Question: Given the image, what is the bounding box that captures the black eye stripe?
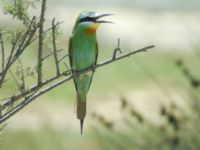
[79,17,95,23]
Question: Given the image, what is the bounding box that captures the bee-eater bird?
[68,11,113,134]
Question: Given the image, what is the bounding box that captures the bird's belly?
[79,71,93,80]
[73,44,96,71]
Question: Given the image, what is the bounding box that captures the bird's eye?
[79,17,94,23]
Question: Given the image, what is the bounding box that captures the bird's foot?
[91,64,96,72]
[71,67,78,76]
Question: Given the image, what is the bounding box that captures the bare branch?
[37,0,47,85]
[52,18,60,75]
[0,45,155,124]
[0,17,37,88]
[29,21,64,44]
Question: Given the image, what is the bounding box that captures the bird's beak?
[93,14,114,23]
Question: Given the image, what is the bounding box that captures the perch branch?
[0,44,155,124]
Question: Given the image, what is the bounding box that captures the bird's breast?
[72,36,97,71]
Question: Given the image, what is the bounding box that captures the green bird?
[68,11,113,134]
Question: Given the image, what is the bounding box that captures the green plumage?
[69,29,98,101]
[68,11,112,134]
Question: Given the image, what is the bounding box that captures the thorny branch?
[0,16,38,87]
[0,0,63,88]
[0,44,155,123]
[52,18,60,75]
[37,0,47,85]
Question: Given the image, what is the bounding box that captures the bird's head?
[73,11,113,34]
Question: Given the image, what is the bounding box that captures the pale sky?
[48,0,200,10]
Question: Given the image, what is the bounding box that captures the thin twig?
[15,17,36,55]
[8,32,22,65]
[52,18,60,75]
[0,45,155,123]
[58,54,68,63]
[42,49,63,60]
[0,105,2,117]
[0,30,5,72]
[9,70,21,90]
[113,38,122,60]
[63,62,70,72]
[18,60,26,92]
[37,0,47,85]
[29,21,64,44]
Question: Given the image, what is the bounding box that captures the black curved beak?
[93,14,114,23]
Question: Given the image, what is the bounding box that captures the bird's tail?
[77,94,86,134]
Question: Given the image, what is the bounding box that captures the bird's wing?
[95,42,98,65]
[68,36,73,68]
[69,36,79,93]
[86,42,98,92]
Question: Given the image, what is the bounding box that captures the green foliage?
[2,27,22,44]
[15,60,35,79]
[3,0,39,25]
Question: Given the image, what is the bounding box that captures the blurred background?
[0,0,200,150]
